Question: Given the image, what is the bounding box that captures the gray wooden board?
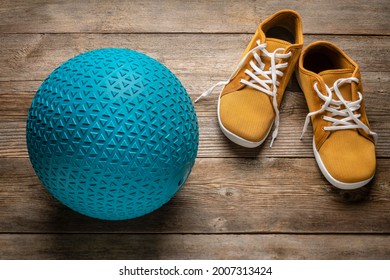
[0,157,389,233]
[0,0,389,35]
[1,0,389,260]
[0,234,389,259]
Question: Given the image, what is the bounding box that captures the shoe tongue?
[265,38,291,52]
[237,37,291,91]
[318,69,355,100]
[256,38,290,74]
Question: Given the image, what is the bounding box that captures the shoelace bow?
[300,77,378,144]
[195,40,292,147]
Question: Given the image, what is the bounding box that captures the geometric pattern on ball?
[26,48,199,220]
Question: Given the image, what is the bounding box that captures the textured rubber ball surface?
[26,48,199,220]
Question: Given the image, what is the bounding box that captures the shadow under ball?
[26,48,199,220]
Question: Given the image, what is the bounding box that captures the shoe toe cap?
[318,131,376,185]
[219,89,275,143]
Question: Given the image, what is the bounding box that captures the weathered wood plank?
[0,34,389,82]
[0,157,389,233]
[0,0,388,262]
[0,0,389,35]
[0,234,389,259]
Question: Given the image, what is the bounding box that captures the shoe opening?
[263,11,302,44]
[303,44,354,73]
[266,26,295,43]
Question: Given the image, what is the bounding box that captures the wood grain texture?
[1,0,389,260]
[0,0,389,35]
[0,34,389,82]
[0,157,389,234]
[1,234,389,260]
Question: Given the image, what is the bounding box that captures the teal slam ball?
[26,48,199,220]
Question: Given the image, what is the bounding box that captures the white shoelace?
[195,40,292,147]
[300,77,378,144]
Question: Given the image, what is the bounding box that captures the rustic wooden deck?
[0,0,389,259]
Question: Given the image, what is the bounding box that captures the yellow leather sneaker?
[196,10,303,147]
[297,41,378,189]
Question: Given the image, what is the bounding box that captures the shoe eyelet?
[321,126,325,131]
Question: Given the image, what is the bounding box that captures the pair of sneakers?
[196,10,378,190]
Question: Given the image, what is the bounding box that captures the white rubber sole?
[217,95,273,148]
[312,139,374,190]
